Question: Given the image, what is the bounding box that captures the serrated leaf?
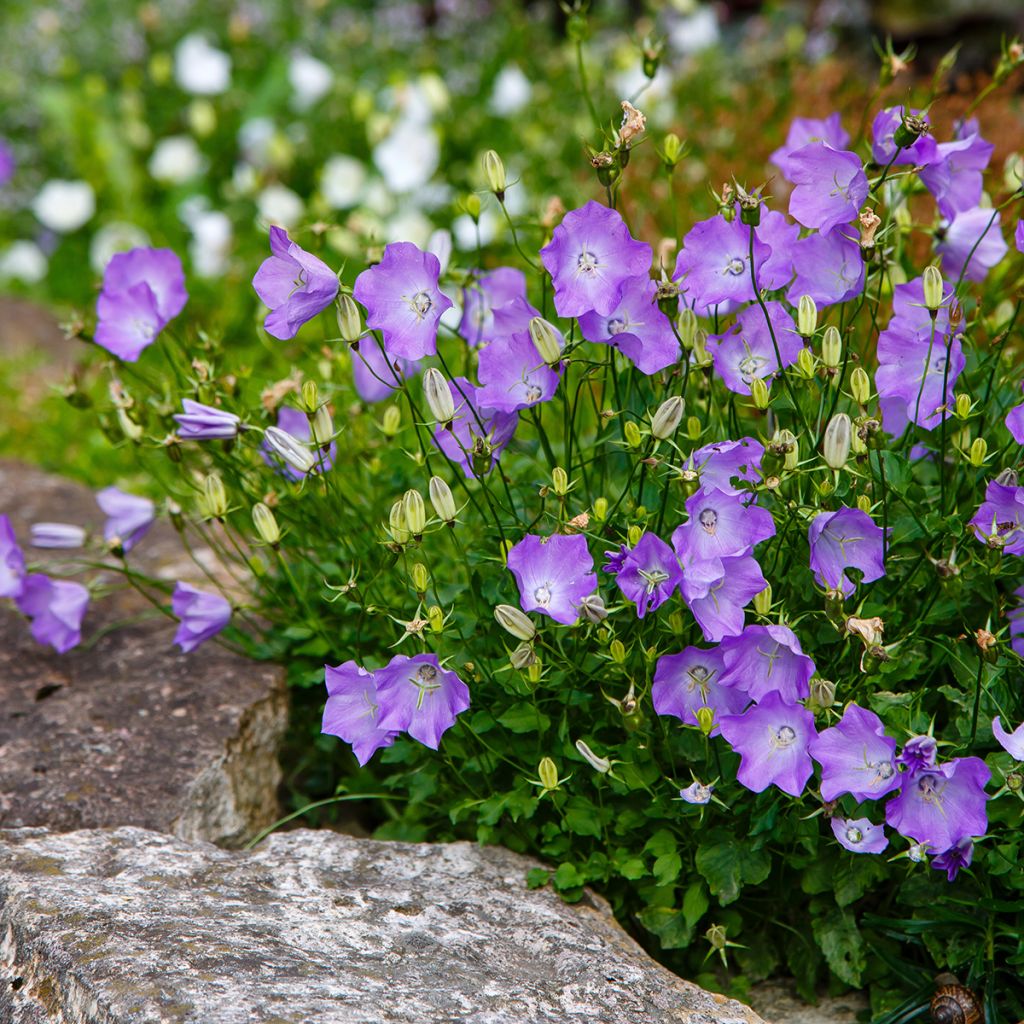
[812,909,866,986]
[637,906,694,950]
[619,857,647,880]
[526,868,550,890]
[696,833,771,905]
[564,796,603,837]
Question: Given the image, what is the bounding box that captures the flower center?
[533,584,553,606]
[724,256,746,276]
[686,664,712,693]
[411,663,441,709]
[845,826,863,844]
[867,759,894,781]
[408,290,433,318]
[931,355,947,372]
[638,567,670,594]
[738,353,766,383]
[577,249,599,274]
[698,508,718,534]
[607,316,629,337]
[525,383,543,403]
[774,725,797,747]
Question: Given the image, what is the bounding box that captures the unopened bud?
[578,593,608,624]
[422,368,455,426]
[823,413,852,469]
[753,585,772,616]
[662,132,683,167]
[264,426,316,474]
[686,415,701,441]
[850,366,871,405]
[969,437,988,467]
[529,316,563,366]
[428,605,444,634]
[923,265,944,313]
[808,676,836,711]
[955,394,972,420]
[402,489,426,538]
[893,110,929,150]
[381,405,401,437]
[537,757,559,791]
[510,642,536,670]
[593,496,608,522]
[494,604,536,642]
[575,739,612,774]
[482,149,506,198]
[118,408,143,441]
[203,474,229,519]
[695,706,715,735]
[336,293,362,343]
[624,420,643,448]
[677,308,698,349]
[796,347,816,380]
[252,502,280,546]
[692,331,712,367]
[411,562,429,594]
[651,395,684,440]
[609,639,626,664]
[388,500,410,545]
[1007,770,1024,793]
[750,377,770,409]
[797,295,817,338]
[821,326,842,369]
[552,467,569,496]
[627,524,642,547]
[856,494,872,514]
[301,380,319,414]
[311,405,334,446]
[429,475,457,524]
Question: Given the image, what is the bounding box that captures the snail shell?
[930,983,982,1024]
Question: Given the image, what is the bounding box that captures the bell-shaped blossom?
[477,331,562,413]
[603,533,683,618]
[970,478,1024,555]
[1016,219,1024,253]
[171,582,231,653]
[95,247,188,362]
[30,523,86,549]
[831,817,888,855]
[809,703,900,802]
[15,574,89,653]
[1005,384,1024,444]
[787,144,868,234]
[756,210,799,291]
[349,335,421,404]
[936,207,1007,283]
[672,487,775,566]
[674,214,770,312]
[1009,588,1024,658]
[992,716,1024,760]
[786,228,865,307]
[707,300,802,396]
[652,645,747,735]
[353,241,452,360]
[433,376,518,478]
[539,200,652,318]
[770,113,850,181]
[506,533,597,626]
[931,838,974,881]
[96,486,154,553]
[261,406,336,481]
[870,107,938,167]
[459,267,536,347]
[718,624,815,704]
[684,438,764,495]
[808,506,888,596]
[578,276,679,374]
[919,121,994,218]
[374,653,470,749]
[885,757,989,854]
[718,691,817,797]
[322,660,399,765]
[1,514,26,599]
[897,735,938,774]
[252,226,339,340]
[680,553,766,642]
[173,399,241,440]
[679,781,715,804]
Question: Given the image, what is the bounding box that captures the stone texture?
[748,981,869,1024]
[0,826,766,1024]
[0,460,286,847]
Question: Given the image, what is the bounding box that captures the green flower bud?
[411,562,429,594]
[969,436,988,467]
[526,659,543,684]
[251,502,280,546]
[422,367,455,426]
[821,325,842,369]
[686,415,701,441]
[797,295,818,338]
[537,757,559,791]
[428,605,444,634]
[336,293,363,343]
[808,676,836,711]
[593,496,608,522]
[695,706,715,735]
[893,111,929,150]
[428,475,457,524]
[856,494,872,514]
[850,366,871,405]
[753,585,772,616]
[823,413,852,469]
[651,395,685,440]
[955,394,972,420]
[1007,770,1023,793]
[301,380,319,414]
[381,405,401,437]
[923,265,944,313]
[494,603,536,642]
[677,308,698,349]
[627,524,642,547]
[692,331,712,367]
[202,473,229,519]
[609,639,626,664]
[310,405,334,447]
[750,377,770,410]
[662,132,683,168]
[388,500,410,545]
[528,316,562,367]
[402,489,426,538]
[624,420,643,449]
[482,149,506,198]
[551,467,570,496]
[796,347,816,380]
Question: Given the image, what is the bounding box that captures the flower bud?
[526,659,543,684]
[301,380,319,414]
[494,604,536,642]
[422,367,455,426]
[118,408,144,442]
[969,437,988,467]
[624,420,643,448]
[411,562,429,594]
[996,468,1019,488]
[627,524,642,547]
[429,475,457,524]
[578,593,608,624]
[796,347,816,380]
[575,739,611,774]
[402,489,426,538]
[203,473,229,519]
[695,706,715,735]
[823,413,852,469]
[592,496,608,522]
[609,639,626,664]
[482,149,506,199]
[850,366,871,405]
[651,395,685,440]
[955,394,972,420]
[428,605,444,634]
[692,331,712,367]
[381,405,401,437]
[677,308,698,349]
[808,676,836,711]
[856,494,872,514]
[310,405,334,446]
[923,265,944,313]
[510,642,536,670]
[797,295,817,338]
[528,316,563,366]
[388,500,410,545]
[537,757,559,792]
[821,326,842,369]
[753,585,772,616]
[706,923,727,951]
[252,502,280,546]
[750,377,770,409]
[336,293,363,343]
[30,523,86,549]
[1007,770,1024,794]
[551,467,569,496]
[264,426,316,474]
[685,415,701,441]
[662,132,683,168]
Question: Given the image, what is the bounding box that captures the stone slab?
[0,460,286,847]
[0,826,766,1024]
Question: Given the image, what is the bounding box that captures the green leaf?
[553,862,585,890]
[637,906,694,950]
[526,868,550,890]
[643,828,678,858]
[564,796,603,837]
[696,832,771,905]
[618,857,648,880]
[812,909,866,987]
[653,852,682,887]
[682,881,709,929]
[497,702,551,734]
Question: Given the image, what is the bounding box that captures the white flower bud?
[850,367,871,405]
[30,522,86,549]
[494,604,536,641]
[528,316,563,366]
[422,368,455,426]
[252,502,281,546]
[336,293,362,343]
[923,265,944,312]
[388,500,410,545]
[402,489,426,537]
[575,739,612,774]
[823,413,852,469]
[264,426,316,474]
[429,475,457,524]
[677,308,698,349]
[821,326,842,369]
[482,149,506,197]
[310,405,334,446]
[651,395,685,440]
[797,295,817,337]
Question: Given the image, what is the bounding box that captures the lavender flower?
[969,478,1024,554]
[539,200,652,318]
[786,228,865,307]
[30,523,86,549]
[756,210,799,291]
[897,735,938,774]
[870,107,938,167]
[348,335,421,403]
[173,399,241,440]
[831,817,888,855]
[718,691,817,797]
[808,507,887,596]
[459,267,536,347]
[578,277,679,374]
[936,207,1008,283]
[261,407,336,481]
[15,574,89,653]
[672,487,775,566]
[432,376,518,478]
[931,838,973,881]
[374,653,470,749]
[353,241,452,360]
[808,703,900,802]
[1016,219,1024,253]
[718,624,815,704]
[680,554,767,642]
[1005,384,1024,444]
[506,534,597,626]
[652,645,748,735]
[770,113,850,181]
[992,717,1024,760]
[95,247,188,362]
[322,660,399,764]
[604,533,683,618]
[96,486,155,552]
[684,438,764,495]
[919,122,994,218]
[477,331,562,413]
[679,781,715,804]
[707,301,802,396]
[0,138,14,186]
[1009,589,1024,658]
[0,514,26,598]
[787,144,869,234]
[674,214,770,312]
[171,582,231,653]
[252,226,339,340]
[884,757,990,854]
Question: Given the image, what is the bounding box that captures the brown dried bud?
[619,100,647,147]
[859,208,881,250]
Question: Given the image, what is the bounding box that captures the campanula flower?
[432,375,518,478]
[374,653,470,749]
[15,574,89,653]
[603,532,683,618]
[506,533,597,626]
[919,121,994,218]
[1,514,26,598]
[808,506,888,596]
[1005,383,1024,444]
[870,107,938,166]
[1009,589,1024,658]
[672,487,775,566]
[173,399,241,440]
[171,582,231,653]
[680,553,767,642]
[831,817,888,855]
[770,113,850,181]
[706,300,802,396]
[786,228,865,307]
[674,213,770,312]
[476,331,562,413]
[931,838,974,881]
[652,645,748,735]
[755,210,799,291]
[684,438,764,495]
[30,523,86,549]
[261,406,336,481]
[969,478,1024,554]
[897,735,938,774]
[96,486,155,553]
[809,703,900,802]
[718,624,816,704]
[992,717,1024,760]
[679,781,716,804]
[348,335,421,404]
[322,660,400,765]
[787,143,869,234]
[459,267,537,347]
[936,207,1007,283]
[1016,219,1024,253]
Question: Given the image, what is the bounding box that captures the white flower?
[256,184,303,228]
[373,120,439,193]
[175,34,231,96]
[320,155,367,209]
[149,135,205,184]
[289,52,333,110]
[89,222,150,273]
[0,241,47,283]
[189,210,232,278]
[32,179,95,233]
[489,65,531,116]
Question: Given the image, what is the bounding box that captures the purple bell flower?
[476,331,562,413]
[173,399,241,440]
[459,267,536,347]
[539,200,652,318]
[322,660,400,765]
[809,703,900,802]
[706,300,802,396]
[684,438,764,495]
[786,228,865,307]
[870,107,938,166]
[969,478,1024,555]
[931,838,973,881]
[993,716,1024,760]
[1005,383,1024,444]
[1,514,27,598]
[897,735,938,774]
[353,241,452,360]
[506,533,597,626]
[756,210,799,291]
[261,406,336,481]
[432,376,518,478]
[919,122,994,218]
[171,581,231,653]
[96,486,155,553]
[348,334,421,403]
[770,113,850,181]
[718,624,816,704]
[652,645,749,735]
[831,817,888,855]
[1016,219,1024,253]
[679,781,715,804]
[95,247,188,362]
[808,506,888,596]
[15,574,89,653]
[680,554,767,642]
[787,143,869,234]
[1009,588,1024,658]
[578,276,680,374]
[374,653,470,750]
[30,523,86,549]
[936,207,1007,283]
[671,487,775,566]
[718,691,817,797]
[885,757,990,854]
[603,532,683,618]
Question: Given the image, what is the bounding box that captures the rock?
[0,826,766,1024]
[748,981,869,1024]
[0,460,286,847]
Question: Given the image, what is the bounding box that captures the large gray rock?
[0,460,286,847]
[0,826,766,1024]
